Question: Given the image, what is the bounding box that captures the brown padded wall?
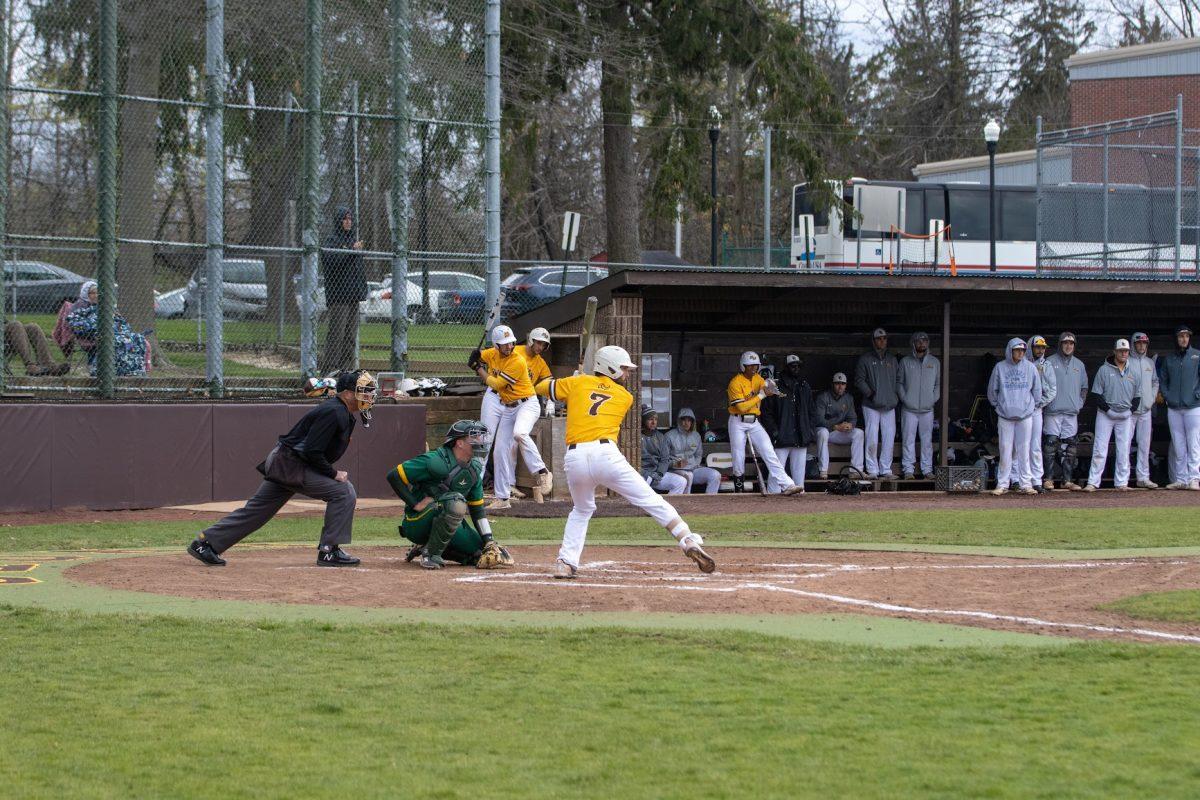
[0,403,426,512]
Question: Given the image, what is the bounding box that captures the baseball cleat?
[1114,485,1133,491]
[1019,487,1038,495]
[1165,481,1187,489]
[404,543,425,563]
[1064,482,1083,491]
[903,472,915,480]
[782,485,805,496]
[682,540,716,574]
[991,487,1008,496]
[510,488,527,499]
[317,546,360,567]
[1042,480,1055,491]
[187,538,226,566]
[553,558,577,579]
[1080,484,1098,493]
[538,470,554,495]
[1137,479,1159,489]
[486,499,512,511]
[1190,481,1200,491]
[420,553,445,570]
[879,471,897,480]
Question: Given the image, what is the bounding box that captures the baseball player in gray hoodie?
[987,337,1042,494]
[1083,339,1141,491]
[664,408,722,494]
[854,328,900,478]
[898,331,941,478]
[1028,335,1058,492]
[1129,332,1160,489]
[1044,332,1088,489]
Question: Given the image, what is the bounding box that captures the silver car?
[2,260,90,314]
[183,259,268,319]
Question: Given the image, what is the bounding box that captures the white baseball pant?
[728,415,794,491]
[648,471,688,495]
[1131,411,1153,482]
[1029,408,1045,483]
[863,406,896,476]
[1087,409,1133,488]
[675,467,722,494]
[815,427,865,473]
[560,441,695,568]
[996,416,1033,490]
[480,389,503,449]
[768,446,808,493]
[1042,412,1078,440]
[1168,406,1200,483]
[492,397,546,500]
[900,408,934,475]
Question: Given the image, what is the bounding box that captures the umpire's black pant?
[202,468,356,554]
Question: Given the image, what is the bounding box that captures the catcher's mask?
[445,419,490,459]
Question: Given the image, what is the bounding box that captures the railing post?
[391,0,411,375]
[204,0,225,397]
[0,3,7,394]
[1175,93,1184,279]
[763,126,771,270]
[484,0,501,315]
[299,0,322,378]
[1035,115,1043,277]
[97,0,118,397]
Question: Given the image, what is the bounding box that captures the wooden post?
[940,299,951,467]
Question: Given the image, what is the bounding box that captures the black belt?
[501,397,530,408]
[738,414,759,423]
[568,439,611,450]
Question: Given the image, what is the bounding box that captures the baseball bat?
[578,295,599,374]
[745,434,769,496]
[478,287,508,350]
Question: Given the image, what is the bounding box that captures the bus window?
[946,189,988,239]
[1000,191,1035,241]
[904,189,925,234]
[793,184,829,229]
[925,189,946,229]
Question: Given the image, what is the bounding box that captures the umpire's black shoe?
[188,538,226,566]
[317,546,361,567]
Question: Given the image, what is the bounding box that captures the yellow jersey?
[537,373,632,445]
[480,346,535,403]
[515,344,552,386]
[727,372,765,416]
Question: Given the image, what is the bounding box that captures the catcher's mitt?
[475,540,515,569]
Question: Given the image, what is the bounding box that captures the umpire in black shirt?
[188,370,377,567]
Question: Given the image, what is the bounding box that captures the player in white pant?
[1158,324,1200,489]
[726,351,804,495]
[995,416,1034,491]
[678,467,722,494]
[535,345,715,577]
[641,405,688,495]
[768,447,807,494]
[862,407,897,477]
[855,329,900,478]
[1084,339,1140,491]
[663,408,721,494]
[813,373,864,476]
[987,338,1041,494]
[1128,332,1159,488]
[1026,335,1057,492]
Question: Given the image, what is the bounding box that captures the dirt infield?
[7,488,1200,527]
[68,545,1200,644]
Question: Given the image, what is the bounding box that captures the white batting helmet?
[528,327,551,346]
[594,345,637,379]
[740,351,761,367]
[491,324,517,345]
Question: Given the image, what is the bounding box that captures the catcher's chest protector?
[427,450,484,496]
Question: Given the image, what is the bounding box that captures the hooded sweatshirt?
[1029,336,1058,410]
[1157,345,1200,410]
[320,206,368,304]
[641,426,674,480]
[897,336,940,413]
[854,347,900,411]
[1045,347,1087,415]
[987,338,1041,420]
[1128,346,1159,414]
[1091,357,1139,417]
[664,409,704,471]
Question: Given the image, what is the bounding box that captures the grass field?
[4,506,1200,798]
[1103,590,1200,623]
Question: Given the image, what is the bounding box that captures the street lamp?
[709,106,722,267]
[984,118,1000,272]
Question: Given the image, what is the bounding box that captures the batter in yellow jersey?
[727,371,767,417]
[536,373,632,444]
[479,346,534,404]
[516,344,552,387]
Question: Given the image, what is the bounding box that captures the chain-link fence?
[0,0,497,398]
[1036,97,1200,280]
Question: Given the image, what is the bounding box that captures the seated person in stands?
[664,407,722,494]
[641,405,688,495]
[53,280,98,361]
[4,319,69,376]
[64,280,150,377]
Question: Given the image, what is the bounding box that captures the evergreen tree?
[1003,0,1092,147]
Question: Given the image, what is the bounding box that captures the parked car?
[360,270,482,322]
[2,260,90,314]
[183,258,268,319]
[154,287,188,319]
[499,265,609,320]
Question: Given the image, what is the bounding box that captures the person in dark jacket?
[319,206,368,373]
[854,328,900,478]
[187,370,377,567]
[761,355,818,493]
[1158,324,1200,489]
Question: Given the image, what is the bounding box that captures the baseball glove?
[475,540,515,569]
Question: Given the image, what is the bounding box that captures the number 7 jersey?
[537,374,633,445]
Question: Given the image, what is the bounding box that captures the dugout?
[510,267,1200,480]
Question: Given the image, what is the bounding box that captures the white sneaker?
[1190,481,1200,491]
[1081,484,1098,493]
[553,559,577,579]
[1114,485,1132,492]
[992,487,1008,496]
[782,485,805,496]
[1166,481,1187,490]
[680,535,716,574]
[1019,487,1038,495]
[510,488,527,499]
[538,470,554,495]
[880,471,897,480]
[1137,479,1158,489]
[1042,480,1055,491]
[486,499,512,511]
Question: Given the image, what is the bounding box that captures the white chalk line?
[458,560,1200,644]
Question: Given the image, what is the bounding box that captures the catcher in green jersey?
[387,419,515,570]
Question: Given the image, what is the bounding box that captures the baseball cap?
[1059,332,1076,343]
[1114,338,1130,350]
[1176,324,1193,336]
[1031,335,1047,348]
[1011,341,1027,350]
[832,372,848,383]
[872,328,888,338]
[1132,332,1149,343]
[640,404,657,419]
[786,354,801,364]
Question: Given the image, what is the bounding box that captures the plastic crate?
[935,465,984,493]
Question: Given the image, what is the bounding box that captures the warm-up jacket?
[987,338,1042,420]
[1157,346,1200,410]
[898,346,940,413]
[641,429,674,481]
[1030,337,1058,410]
[814,390,857,430]
[1045,351,1088,415]
[854,348,900,411]
[664,409,704,471]
[1091,358,1140,416]
[1129,351,1159,414]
